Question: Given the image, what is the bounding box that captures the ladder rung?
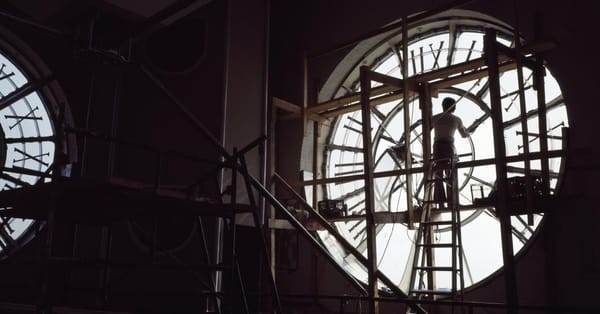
[417,243,456,248]
[422,200,446,204]
[420,220,454,226]
[426,177,451,182]
[411,289,454,295]
[415,266,454,271]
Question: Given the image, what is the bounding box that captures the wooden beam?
[278,111,326,122]
[485,28,519,314]
[272,96,301,113]
[307,37,556,120]
[320,90,404,118]
[360,66,379,314]
[290,147,564,186]
[431,61,518,92]
[402,17,414,229]
[308,85,398,114]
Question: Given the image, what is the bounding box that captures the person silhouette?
[431,97,472,205]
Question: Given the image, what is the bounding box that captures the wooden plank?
[290,149,565,187]
[431,62,518,92]
[272,96,301,113]
[485,28,519,314]
[360,66,379,314]
[320,90,404,118]
[278,111,326,122]
[402,19,414,230]
[308,85,398,114]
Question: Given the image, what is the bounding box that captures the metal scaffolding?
[0,2,284,314]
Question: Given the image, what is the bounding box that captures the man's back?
[432,113,466,142]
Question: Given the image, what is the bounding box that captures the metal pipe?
[238,154,282,313]
[140,65,231,159]
[107,70,124,177]
[258,0,271,226]
[128,0,205,42]
[0,9,66,38]
[65,127,225,166]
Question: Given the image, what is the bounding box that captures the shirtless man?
[431,97,472,204]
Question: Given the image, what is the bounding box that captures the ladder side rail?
[450,157,458,295]
[408,161,435,296]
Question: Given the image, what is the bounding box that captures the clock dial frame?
[0,26,74,257]
[304,13,568,292]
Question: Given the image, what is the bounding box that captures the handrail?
[65,127,226,167]
[271,173,426,314]
[247,174,368,295]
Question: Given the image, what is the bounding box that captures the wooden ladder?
[408,156,465,306]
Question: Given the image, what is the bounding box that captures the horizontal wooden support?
[366,69,416,90]
[520,39,559,55]
[308,85,399,114]
[278,110,326,122]
[308,57,506,117]
[431,61,518,92]
[495,43,536,69]
[321,90,405,118]
[305,38,557,120]
[273,96,302,114]
[291,149,565,187]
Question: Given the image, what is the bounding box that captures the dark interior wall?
[0,0,596,312]
[0,2,229,312]
[270,0,600,312]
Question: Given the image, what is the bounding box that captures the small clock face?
[0,31,70,256]
[310,15,568,292]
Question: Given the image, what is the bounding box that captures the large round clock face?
[310,14,568,292]
[0,32,68,256]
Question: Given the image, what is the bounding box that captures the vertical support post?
[534,15,550,195]
[484,28,519,314]
[267,100,277,283]
[303,53,309,136]
[312,121,319,210]
[229,148,239,314]
[101,224,113,308]
[39,205,56,314]
[419,82,436,291]
[239,154,282,313]
[402,16,414,228]
[196,216,221,313]
[512,0,534,226]
[107,70,123,177]
[514,36,534,225]
[450,159,458,294]
[359,66,379,314]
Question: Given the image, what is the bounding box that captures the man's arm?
[458,118,470,138]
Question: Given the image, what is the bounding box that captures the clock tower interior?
[0,1,595,314]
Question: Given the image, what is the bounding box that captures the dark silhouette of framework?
[0,2,286,314]
[266,3,594,314]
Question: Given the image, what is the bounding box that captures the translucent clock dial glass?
[307,18,568,292]
[0,46,57,254]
